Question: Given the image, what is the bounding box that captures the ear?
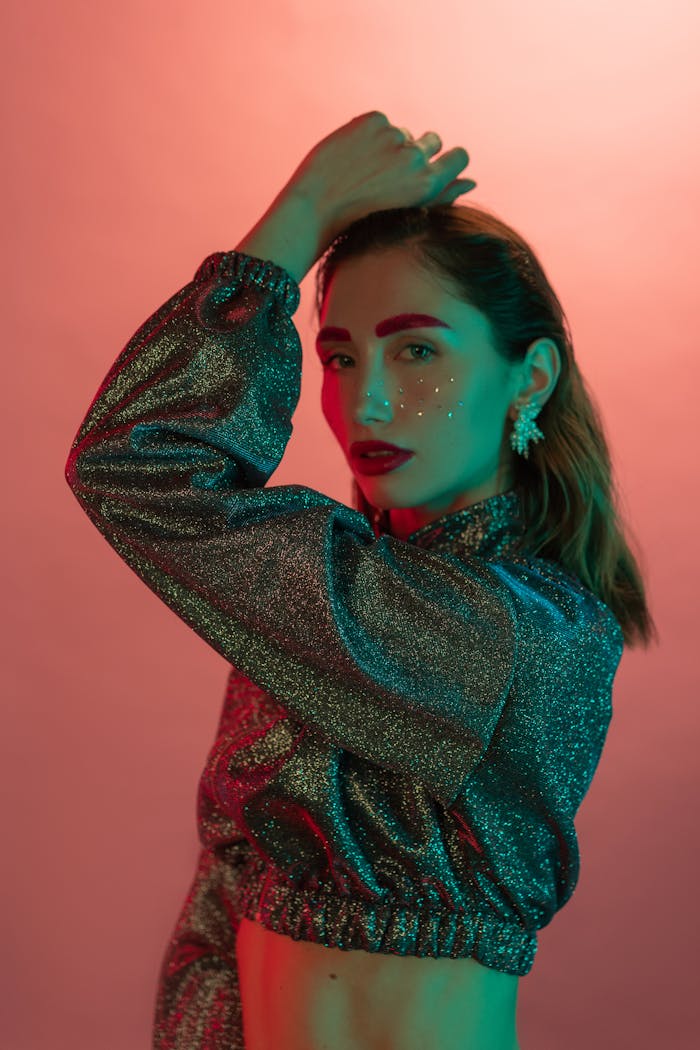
[517,338,561,407]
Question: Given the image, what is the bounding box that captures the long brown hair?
[313,203,657,651]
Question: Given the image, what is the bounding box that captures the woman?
[65,112,656,1050]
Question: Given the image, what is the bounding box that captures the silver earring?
[510,400,545,459]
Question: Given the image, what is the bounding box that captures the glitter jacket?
[65,250,624,1044]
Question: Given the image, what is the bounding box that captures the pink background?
[4,1,698,1047]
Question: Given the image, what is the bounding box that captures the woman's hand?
[236,111,475,287]
[286,110,476,246]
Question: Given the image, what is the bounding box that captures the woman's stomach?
[235,915,521,1050]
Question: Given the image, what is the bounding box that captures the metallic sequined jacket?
[65,250,624,989]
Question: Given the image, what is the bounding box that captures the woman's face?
[316,245,524,539]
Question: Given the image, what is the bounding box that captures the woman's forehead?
[327,254,458,310]
[321,274,488,341]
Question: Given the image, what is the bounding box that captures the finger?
[432,178,477,205]
[394,128,443,160]
[413,131,442,159]
[428,146,471,190]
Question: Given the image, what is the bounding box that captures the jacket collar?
[403,488,527,560]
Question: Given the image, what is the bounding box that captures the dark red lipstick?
[350,440,415,476]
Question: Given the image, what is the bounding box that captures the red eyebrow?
[315,313,451,351]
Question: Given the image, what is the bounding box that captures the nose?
[353,365,395,426]
[354,386,394,426]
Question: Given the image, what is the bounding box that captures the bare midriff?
[236,915,521,1050]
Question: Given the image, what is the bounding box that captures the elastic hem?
[231,852,536,977]
[194,250,301,316]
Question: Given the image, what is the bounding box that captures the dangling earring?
[510,399,545,460]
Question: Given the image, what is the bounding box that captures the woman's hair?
[313,203,657,652]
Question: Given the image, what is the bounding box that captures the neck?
[387,480,516,542]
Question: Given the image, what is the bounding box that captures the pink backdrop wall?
[4,1,698,1047]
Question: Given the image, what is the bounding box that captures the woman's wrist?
[235,180,331,286]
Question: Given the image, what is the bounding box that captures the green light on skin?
[365,378,463,418]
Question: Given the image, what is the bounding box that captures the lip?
[350,440,413,456]
[351,448,415,476]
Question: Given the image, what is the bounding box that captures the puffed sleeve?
[64,250,517,809]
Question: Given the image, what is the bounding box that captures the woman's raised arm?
[64,240,518,810]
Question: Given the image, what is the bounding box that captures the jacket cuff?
[193,250,301,316]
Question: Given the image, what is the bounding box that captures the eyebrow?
[315,313,453,352]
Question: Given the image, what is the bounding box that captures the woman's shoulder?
[485,549,624,656]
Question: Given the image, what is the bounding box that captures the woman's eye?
[400,343,436,362]
[322,345,435,370]
[322,353,352,370]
